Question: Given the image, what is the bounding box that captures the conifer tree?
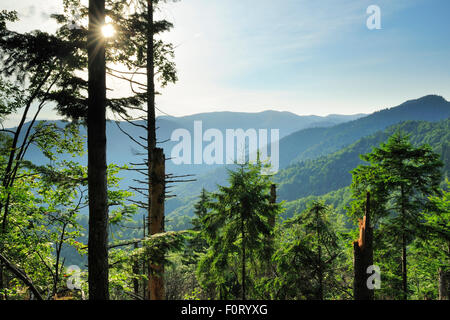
[183,188,209,266]
[350,132,443,299]
[272,201,343,300]
[198,161,282,300]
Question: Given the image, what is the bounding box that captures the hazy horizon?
[1,0,450,125]
[2,93,448,129]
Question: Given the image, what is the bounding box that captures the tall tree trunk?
[146,0,156,151]
[148,148,166,300]
[146,0,155,299]
[146,0,166,300]
[87,0,109,300]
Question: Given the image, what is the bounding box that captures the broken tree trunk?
[353,192,374,300]
[148,148,165,300]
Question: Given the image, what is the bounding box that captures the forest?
[0,0,449,301]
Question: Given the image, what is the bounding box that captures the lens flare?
[101,24,115,38]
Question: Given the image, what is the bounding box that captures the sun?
[101,24,115,38]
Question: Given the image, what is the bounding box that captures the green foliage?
[279,95,450,169]
[182,189,209,266]
[0,0,180,300]
[271,201,349,300]
[408,180,449,299]
[196,160,284,299]
[1,1,449,301]
[349,132,444,299]
[276,119,450,202]
[0,124,87,298]
[282,187,353,221]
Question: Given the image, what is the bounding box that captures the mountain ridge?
[277,94,450,168]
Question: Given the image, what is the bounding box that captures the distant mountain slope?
[278,95,450,168]
[13,110,363,190]
[167,95,450,202]
[156,110,364,176]
[167,118,449,231]
[282,187,353,221]
[275,118,450,201]
[9,109,362,219]
[158,110,364,140]
[8,96,449,230]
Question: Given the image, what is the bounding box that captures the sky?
[1,0,450,125]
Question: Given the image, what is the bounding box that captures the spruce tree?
[351,132,443,299]
[198,161,282,300]
[272,201,343,300]
[183,189,209,266]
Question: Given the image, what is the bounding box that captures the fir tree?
[198,161,282,300]
[350,132,443,299]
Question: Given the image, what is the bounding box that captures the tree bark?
[145,0,166,300]
[148,148,165,300]
[146,0,156,151]
[87,0,109,300]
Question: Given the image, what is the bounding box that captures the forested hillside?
[276,118,450,201]
[166,111,450,229]
[278,95,450,168]
[12,97,449,227]
[12,111,363,177]
[167,96,450,202]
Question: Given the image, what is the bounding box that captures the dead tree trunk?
[148,148,165,300]
[144,0,165,300]
[353,192,374,300]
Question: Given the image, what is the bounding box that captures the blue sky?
[1,0,450,123]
